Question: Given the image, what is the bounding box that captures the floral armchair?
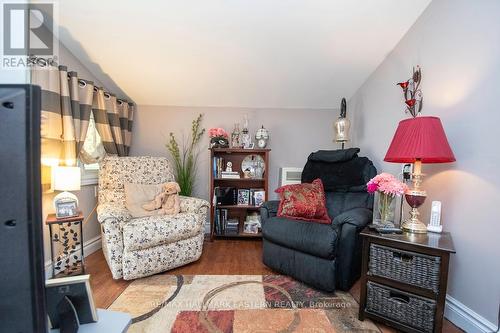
[97,156,209,280]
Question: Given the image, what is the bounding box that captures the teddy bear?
[142,182,181,215]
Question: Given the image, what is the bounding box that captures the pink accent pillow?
[275,178,331,224]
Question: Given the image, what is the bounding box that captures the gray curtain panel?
[118,101,134,155]
[128,103,135,154]
[92,87,118,155]
[68,73,95,156]
[105,93,125,156]
[58,65,78,166]
[31,63,63,170]
[92,88,133,157]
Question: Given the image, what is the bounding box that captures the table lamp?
[52,166,81,217]
[384,116,455,233]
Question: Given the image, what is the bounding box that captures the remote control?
[376,227,403,234]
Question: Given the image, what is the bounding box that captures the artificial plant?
[165,114,205,196]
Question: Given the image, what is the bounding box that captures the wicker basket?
[368,244,441,293]
[366,281,436,333]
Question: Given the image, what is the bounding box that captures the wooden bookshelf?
[209,148,270,241]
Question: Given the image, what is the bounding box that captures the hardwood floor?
[85,239,273,309]
[85,239,463,332]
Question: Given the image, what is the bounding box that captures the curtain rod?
[29,55,134,106]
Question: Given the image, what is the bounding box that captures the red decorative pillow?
[275,178,331,224]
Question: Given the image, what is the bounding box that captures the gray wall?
[130,105,340,200]
[349,0,500,325]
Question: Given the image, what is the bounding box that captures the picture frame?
[243,220,259,234]
[253,190,265,207]
[45,274,98,329]
[237,189,250,205]
[55,199,78,219]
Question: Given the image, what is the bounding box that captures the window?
[80,113,104,185]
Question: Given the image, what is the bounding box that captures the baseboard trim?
[445,295,497,333]
[82,235,103,257]
[44,235,102,279]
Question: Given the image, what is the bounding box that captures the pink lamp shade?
[384,116,455,164]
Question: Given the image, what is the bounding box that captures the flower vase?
[210,136,229,148]
[372,191,401,227]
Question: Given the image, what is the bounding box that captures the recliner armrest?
[97,202,131,224]
[260,200,280,220]
[97,202,130,280]
[179,196,209,214]
[332,207,372,230]
[332,207,373,291]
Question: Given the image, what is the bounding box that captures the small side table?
[46,212,85,278]
[359,228,455,333]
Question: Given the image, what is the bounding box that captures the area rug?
[108,275,380,333]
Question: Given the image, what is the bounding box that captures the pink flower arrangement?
[208,128,228,139]
[367,172,408,196]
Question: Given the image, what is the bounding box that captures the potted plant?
[165,114,205,196]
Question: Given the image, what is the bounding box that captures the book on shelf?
[224,218,239,236]
[212,156,225,179]
[213,156,242,179]
[214,208,228,235]
[220,171,240,179]
[214,208,242,236]
[214,209,241,236]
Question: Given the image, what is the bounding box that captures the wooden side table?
[359,228,455,333]
[46,212,85,277]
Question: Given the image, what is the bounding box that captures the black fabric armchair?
[261,148,376,292]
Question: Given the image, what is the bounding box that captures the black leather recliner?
[261,148,376,292]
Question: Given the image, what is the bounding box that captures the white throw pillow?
[124,182,165,218]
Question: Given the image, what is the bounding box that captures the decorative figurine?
[240,114,252,148]
[231,123,240,148]
[333,98,351,149]
[396,66,423,118]
[255,125,269,148]
[254,160,264,179]
[225,161,233,172]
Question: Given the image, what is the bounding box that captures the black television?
[0,84,47,332]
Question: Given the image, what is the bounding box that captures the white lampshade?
[52,166,81,191]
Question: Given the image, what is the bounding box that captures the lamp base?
[401,220,428,233]
[401,207,428,233]
[53,191,79,209]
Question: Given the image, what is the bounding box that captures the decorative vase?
[372,191,401,227]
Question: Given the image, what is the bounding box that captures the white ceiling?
[54,0,431,108]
